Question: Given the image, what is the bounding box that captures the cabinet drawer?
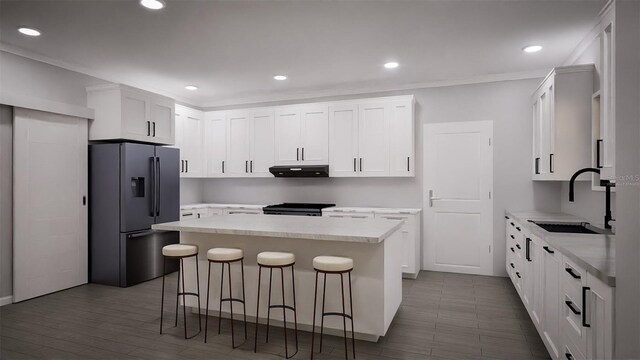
[562,291,587,355]
[562,256,587,303]
[563,341,586,360]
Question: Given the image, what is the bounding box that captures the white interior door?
[13,108,88,302]
[423,120,493,275]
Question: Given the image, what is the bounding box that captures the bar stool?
[204,247,247,348]
[254,252,298,359]
[311,256,355,360]
[160,244,202,339]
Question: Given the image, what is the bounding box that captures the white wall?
[194,78,562,276]
[0,105,12,299]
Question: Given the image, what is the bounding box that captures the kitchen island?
[152,214,404,341]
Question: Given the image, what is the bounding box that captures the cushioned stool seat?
[313,256,354,272]
[257,252,295,267]
[162,244,198,257]
[207,248,244,262]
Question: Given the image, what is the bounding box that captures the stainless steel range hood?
[269,165,329,177]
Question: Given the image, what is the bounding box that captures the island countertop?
[152,214,403,243]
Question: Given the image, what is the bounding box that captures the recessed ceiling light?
[185,85,198,91]
[523,45,543,53]
[273,75,287,81]
[140,0,165,10]
[384,62,399,69]
[18,27,41,37]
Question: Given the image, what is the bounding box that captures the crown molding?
[1,90,94,119]
[563,0,614,66]
[200,69,550,109]
[0,43,199,107]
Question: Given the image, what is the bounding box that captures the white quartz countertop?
[506,210,615,286]
[180,203,266,210]
[153,214,403,244]
[323,206,421,214]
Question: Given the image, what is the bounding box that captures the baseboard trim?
[0,295,13,306]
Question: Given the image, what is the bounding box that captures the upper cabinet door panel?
[121,89,149,139]
[226,113,251,176]
[274,108,302,165]
[389,100,414,176]
[205,112,227,177]
[329,105,359,177]
[182,111,204,177]
[358,103,389,176]
[151,97,175,145]
[250,111,275,176]
[301,106,329,165]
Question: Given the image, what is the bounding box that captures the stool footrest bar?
[322,312,353,320]
[220,297,245,304]
[268,304,296,312]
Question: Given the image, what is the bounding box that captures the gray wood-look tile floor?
[1,271,550,360]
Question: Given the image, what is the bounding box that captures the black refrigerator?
[89,142,180,287]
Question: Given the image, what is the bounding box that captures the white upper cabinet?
[596,18,616,181]
[204,111,227,177]
[329,104,359,176]
[175,105,204,178]
[87,84,175,145]
[531,65,594,181]
[329,96,414,178]
[224,109,274,177]
[275,106,329,166]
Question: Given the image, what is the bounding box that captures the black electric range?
[262,203,336,216]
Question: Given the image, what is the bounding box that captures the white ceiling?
[0,0,604,107]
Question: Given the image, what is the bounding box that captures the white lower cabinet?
[505,213,614,360]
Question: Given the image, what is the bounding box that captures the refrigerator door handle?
[150,157,156,217]
[156,156,161,216]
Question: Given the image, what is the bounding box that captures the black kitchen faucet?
[569,168,615,230]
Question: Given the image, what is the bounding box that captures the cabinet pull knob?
[543,246,554,254]
[582,286,591,327]
[565,300,581,315]
[565,267,581,279]
[596,139,603,169]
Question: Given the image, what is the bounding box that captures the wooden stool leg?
[349,271,356,359]
[266,268,273,343]
[319,273,327,352]
[241,260,248,340]
[291,265,299,354]
[254,266,262,353]
[341,273,348,359]
[311,270,319,360]
[196,254,202,332]
[218,262,224,335]
[205,261,211,343]
[280,267,289,358]
[160,258,166,334]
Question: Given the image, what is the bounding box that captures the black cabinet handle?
[526,238,532,261]
[510,222,515,227]
[182,212,193,217]
[181,160,184,173]
[222,160,225,173]
[353,158,356,172]
[245,160,248,173]
[147,121,151,136]
[82,196,87,206]
[550,153,554,173]
[152,122,156,137]
[516,244,521,249]
[185,160,188,173]
[510,263,515,268]
[565,300,581,315]
[302,148,304,161]
[505,216,509,220]
[510,247,515,253]
[197,213,201,219]
[543,246,555,254]
[510,235,515,239]
[516,226,521,232]
[565,267,581,280]
[566,352,574,360]
[582,287,591,327]
[407,157,410,172]
[535,157,540,174]
[596,139,603,169]
[359,158,363,172]
[516,272,521,279]
[156,157,161,216]
[296,148,299,161]
[250,160,253,173]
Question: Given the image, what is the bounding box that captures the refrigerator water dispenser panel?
[131,177,145,197]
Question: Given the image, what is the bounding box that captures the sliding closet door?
[13,108,88,302]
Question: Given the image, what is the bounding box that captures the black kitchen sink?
[530,221,611,235]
